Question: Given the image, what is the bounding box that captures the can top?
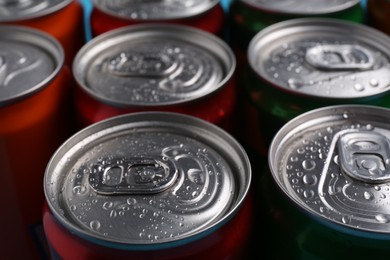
[0,25,63,106]
[241,0,360,15]
[0,0,72,22]
[92,0,220,21]
[44,112,251,248]
[73,24,235,107]
[269,105,390,236]
[248,18,390,100]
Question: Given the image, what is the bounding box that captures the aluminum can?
[90,0,225,37]
[0,0,85,67]
[261,105,390,259]
[229,0,364,52]
[73,24,237,134]
[242,18,390,156]
[43,111,253,260]
[0,25,73,260]
[366,0,390,36]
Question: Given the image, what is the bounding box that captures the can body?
[366,0,390,36]
[242,18,390,156]
[0,26,73,260]
[73,24,237,134]
[263,105,390,259]
[43,112,253,260]
[90,0,225,37]
[0,0,85,66]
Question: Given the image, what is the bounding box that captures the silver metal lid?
[44,112,251,248]
[73,24,235,108]
[92,0,220,21]
[0,25,63,106]
[269,105,390,236]
[0,0,72,22]
[241,0,360,15]
[248,18,390,100]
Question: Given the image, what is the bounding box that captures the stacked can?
[0,0,85,66]
[228,0,364,66]
[241,18,390,157]
[366,0,390,36]
[262,105,390,259]
[90,0,225,37]
[0,26,74,260]
[72,24,237,134]
[43,112,253,260]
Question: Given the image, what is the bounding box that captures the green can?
[262,105,390,259]
[228,0,364,51]
[240,18,390,156]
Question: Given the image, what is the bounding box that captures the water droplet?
[127,198,137,205]
[103,202,113,210]
[354,83,364,92]
[297,147,305,154]
[90,220,101,231]
[342,216,351,224]
[110,210,117,218]
[303,174,317,185]
[343,111,349,119]
[376,214,390,223]
[290,156,299,162]
[364,191,374,200]
[70,205,77,211]
[72,185,87,195]
[366,124,374,131]
[369,79,379,87]
[192,191,199,197]
[302,160,316,171]
[288,78,304,89]
[303,189,314,199]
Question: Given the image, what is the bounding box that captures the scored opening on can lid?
[0,25,64,106]
[241,0,360,15]
[0,0,73,22]
[92,0,220,21]
[44,112,251,249]
[248,18,390,100]
[269,104,390,236]
[73,23,235,108]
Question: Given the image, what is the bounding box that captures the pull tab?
[338,131,390,183]
[105,51,179,77]
[88,158,178,195]
[305,44,375,71]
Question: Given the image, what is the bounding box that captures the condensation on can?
[0,25,72,260]
[90,0,225,37]
[264,105,390,259]
[43,112,252,259]
[0,0,85,66]
[241,17,390,156]
[72,24,237,133]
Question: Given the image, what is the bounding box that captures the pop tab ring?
[338,130,390,183]
[305,44,375,71]
[88,157,178,195]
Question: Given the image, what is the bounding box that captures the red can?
[90,0,225,37]
[366,0,390,36]
[0,0,85,66]
[0,26,74,260]
[43,111,253,260]
[72,24,237,134]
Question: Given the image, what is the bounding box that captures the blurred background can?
[241,18,390,157]
[72,24,237,134]
[366,0,390,36]
[43,111,253,260]
[0,0,85,66]
[0,25,74,260]
[263,105,390,259]
[90,0,225,37]
[228,0,364,68]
